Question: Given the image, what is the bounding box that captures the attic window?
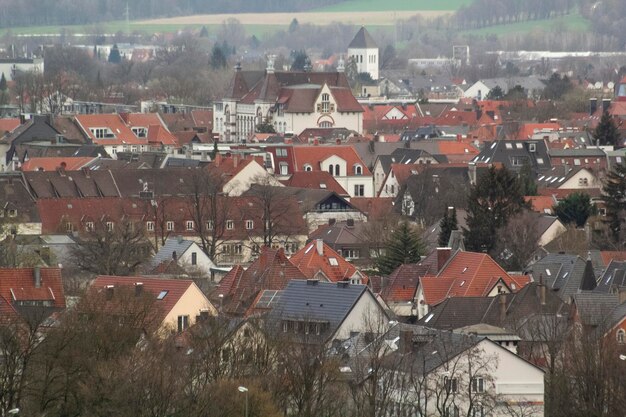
[546,269,551,276]
[8,209,17,217]
[511,283,516,290]
[424,313,434,323]
[157,290,168,300]
[459,280,465,287]
[320,183,327,189]
[537,158,544,164]
[462,267,468,273]
[516,143,523,149]
[329,258,339,266]
[305,244,314,254]
[505,143,513,149]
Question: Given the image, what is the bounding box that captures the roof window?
[157,290,168,300]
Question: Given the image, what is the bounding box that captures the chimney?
[233,155,238,168]
[499,293,507,323]
[602,98,611,113]
[328,218,336,226]
[106,285,114,300]
[346,218,355,228]
[436,248,452,272]
[19,114,26,125]
[540,282,546,306]
[316,238,324,256]
[589,98,598,115]
[398,329,413,354]
[135,282,143,297]
[34,266,41,288]
[172,250,178,261]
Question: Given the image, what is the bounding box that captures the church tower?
[347,26,379,80]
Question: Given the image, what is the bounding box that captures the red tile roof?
[349,197,394,220]
[292,145,371,176]
[21,157,95,172]
[0,268,65,309]
[599,251,626,266]
[0,118,21,134]
[74,114,143,146]
[537,188,603,199]
[216,247,306,315]
[289,240,366,283]
[191,110,213,130]
[525,195,556,214]
[518,123,561,139]
[420,251,531,307]
[281,171,348,196]
[91,276,199,324]
[382,263,435,303]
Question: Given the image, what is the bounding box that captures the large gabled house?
[0,267,66,314]
[416,251,531,319]
[289,239,367,285]
[269,279,389,344]
[213,65,363,142]
[525,253,597,302]
[471,140,551,174]
[91,276,217,334]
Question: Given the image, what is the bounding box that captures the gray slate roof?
[151,237,194,267]
[348,27,378,49]
[595,260,626,293]
[526,253,597,301]
[573,293,620,327]
[271,280,368,340]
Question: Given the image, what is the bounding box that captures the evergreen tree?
[519,159,537,196]
[290,50,308,71]
[438,207,458,247]
[553,192,597,227]
[108,44,121,63]
[463,166,528,253]
[288,18,299,33]
[210,44,227,69]
[486,85,504,100]
[0,73,6,91]
[375,222,424,275]
[199,26,209,38]
[594,111,621,147]
[602,162,626,244]
[209,140,219,161]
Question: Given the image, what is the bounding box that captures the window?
[276,148,287,157]
[85,221,94,232]
[354,184,365,196]
[321,93,330,113]
[206,220,214,230]
[354,164,363,175]
[177,315,189,333]
[106,222,114,232]
[471,377,485,393]
[329,257,339,266]
[7,209,16,217]
[529,143,536,152]
[328,165,334,176]
[280,162,289,175]
[191,252,197,266]
[283,321,289,333]
[343,249,360,259]
[246,220,254,230]
[618,329,625,344]
[157,290,168,300]
[146,221,155,231]
[166,221,175,231]
[446,405,459,417]
[65,222,73,232]
[335,164,340,176]
[304,164,313,172]
[186,220,194,231]
[226,220,234,230]
[574,159,581,166]
[444,376,458,393]
[471,405,485,417]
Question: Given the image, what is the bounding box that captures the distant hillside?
[314,0,473,12]
[0,0,345,28]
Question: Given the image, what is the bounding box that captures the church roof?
[348,27,378,49]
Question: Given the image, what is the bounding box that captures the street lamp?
[238,386,249,417]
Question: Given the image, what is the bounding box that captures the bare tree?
[493,210,541,270]
[70,218,151,276]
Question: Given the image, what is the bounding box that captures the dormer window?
[321,93,330,113]
[7,209,17,217]
[304,164,313,172]
[89,128,116,139]
[132,127,147,138]
[354,164,363,175]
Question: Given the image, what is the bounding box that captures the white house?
[348,27,379,80]
[150,237,217,276]
[386,332,545,417]
[213,62,363,142]
[0,58,44,81]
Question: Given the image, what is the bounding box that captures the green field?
[314,0,473,12]
[460,13,590,36]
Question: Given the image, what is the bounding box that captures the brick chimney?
[33,266,41,288]
[499,293,507,323]
[398,329,413,354]
[436,248,452,272]
[135,282,143,297]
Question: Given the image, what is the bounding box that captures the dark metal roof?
[348,27,378,49]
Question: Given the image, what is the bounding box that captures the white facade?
[161,282,217,332]
[332,289,389,340]
[320,154,374,198]
[0,58,44,81]
[463,80,491,100]
[222,159,284,196]
[176,241,218,276]
[348,47,379,80]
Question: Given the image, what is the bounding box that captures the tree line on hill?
[0,0,343,28]
[454,0,577,29]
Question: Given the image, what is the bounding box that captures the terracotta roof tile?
[0,268,65,309]
[281,171,348,196]
[292,145,371,176]
[290,240,366,283]
[382,263,434,303]
[20,157,95,172]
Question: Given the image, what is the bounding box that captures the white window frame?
[166,221,175,232]
[226,220,234,230]
[246,220,254,230]
[186,220,194,231]
[146,221,155,231]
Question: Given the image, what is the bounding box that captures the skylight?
[490,142,497,149]
[516,143,523,149]
[157,290,168,300]
[320,183,327,189]
[329,258,339,266]
[505,143,513,149]
[462,267,468,273]
[459,280,465,287]
[425,313,434,323]
[546,269,551,276]
[305,244,314,254]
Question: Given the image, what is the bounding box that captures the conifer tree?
[594,111,621,147]
[519,159,537,196]
[0,72,7,91]
[463,166,528,253]
[603,162,626,244]
[438,207,458,247]
[108,44,121,64]
[375,222,424,275]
